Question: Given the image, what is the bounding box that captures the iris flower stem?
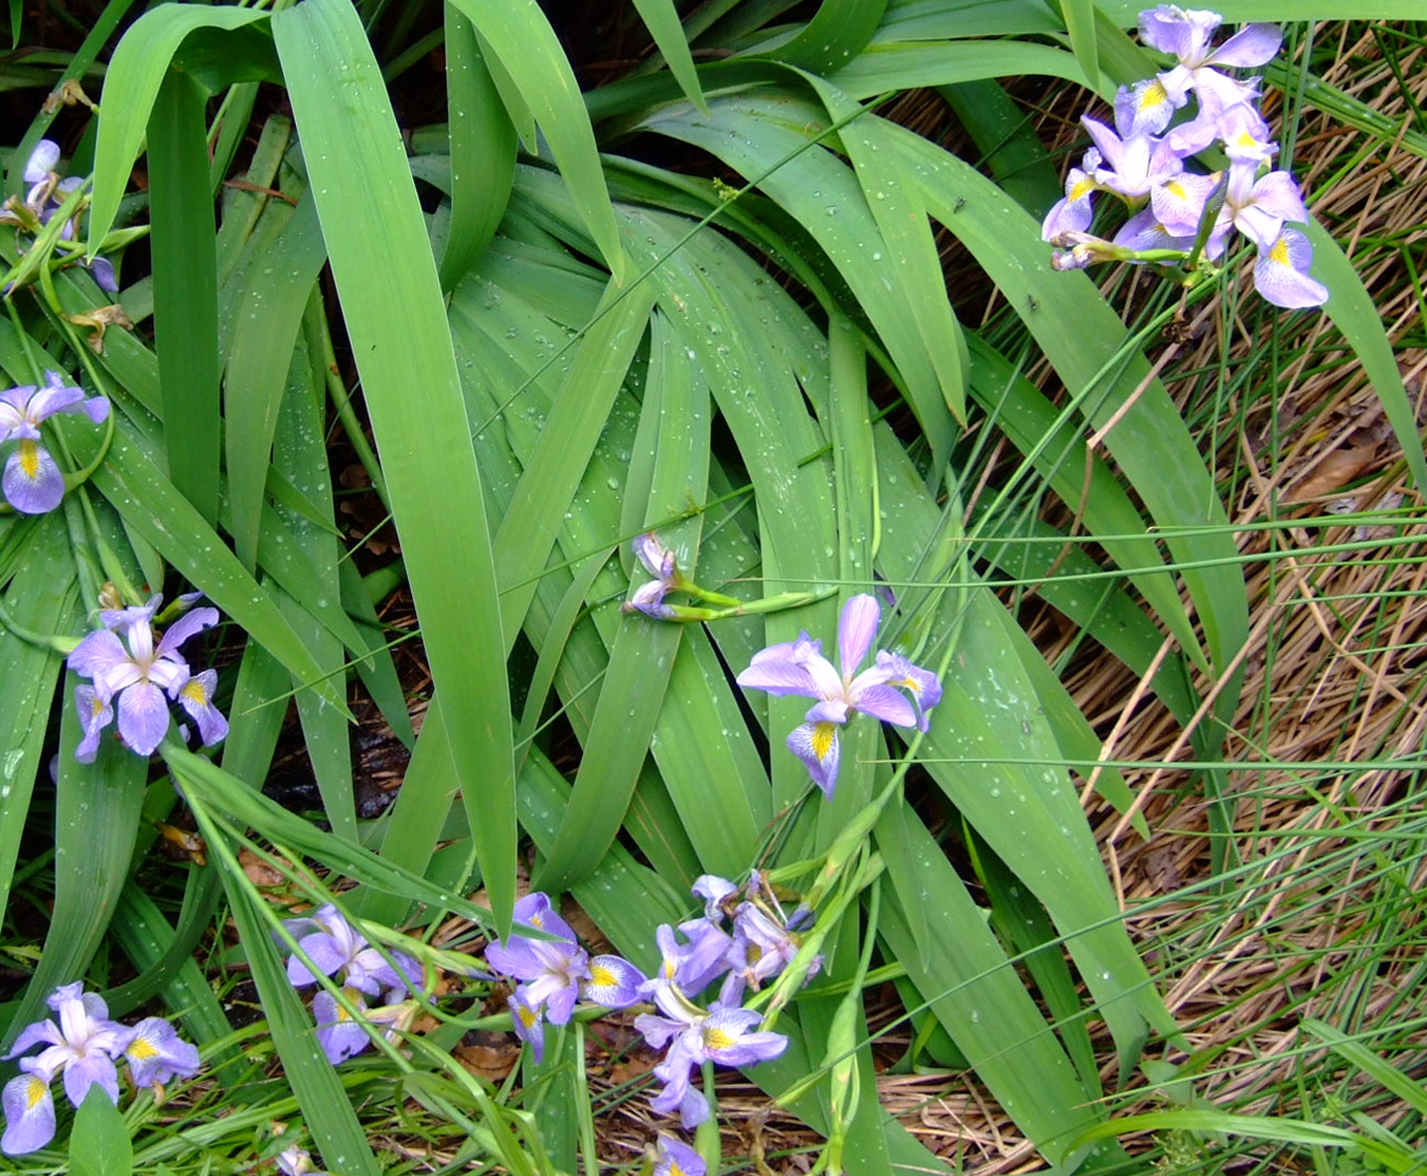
[653,588,836,624]
[695,1061,722,1175]
[0,596,75,650]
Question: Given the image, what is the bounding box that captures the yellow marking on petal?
[18,439,40,479]
[670,1164,686,1176]
[128,1036,159,1060]
[811,722,836,762]
[516,1004,538,1029]
[529,913,544,928]
[1069,177,1095,202]
[589,962,615,987]
[1269,236,1290,266]
[25,1075,47,1109]
[90,695,106,719]
[1138,79,1167,109]
[336,1004,351,1022]
[703,1025,735,1050]
[1164,180,1187,200]
[180,678,210,705]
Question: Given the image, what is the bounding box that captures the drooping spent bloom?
[1,984,201,1155]
[735,594,941,797]
[277,1144,326,1176]
[623,532,681,619]
[653,1134,706,1176]
[1,139,118,292]
[717,871,820,1006]
[67,596,224,760]
[0,372,109,515]
[692,874,739,922]
[486,893,645,1058]
[280,904,421,999]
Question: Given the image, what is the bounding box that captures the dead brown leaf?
[239,848,289,890]
[453,1034,520,1083]
[1284,444,1381,502]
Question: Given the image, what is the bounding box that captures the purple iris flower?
[1139,6,1282,113]
[0,372,109,515]
[486,893,591,1027]
[67,599,222,759]
[1,986,201,1154]
[642,921,734,1003]
[111,1017,200,1088]
[486,892,645,1058]
[1081,117,1184,200]
[654,1134,706,1176]
[735,594,941,797]
[1148,170,1224,239]
[1217,163,1309,251]
[2,983,123,1155]
[635,985,787,1129]
[1135,6,1284,101]
[311,988,413,1065]
[280,904,421,999]
[1253,229,1328,308]
[5,983,122,1108]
